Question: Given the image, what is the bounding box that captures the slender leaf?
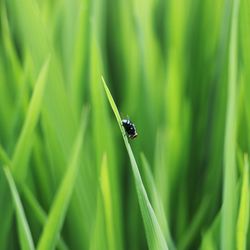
[12,56,50,181]
[37,109,88,250]
[3,167,35,250]
[236,154,249,250]
[221,0,240,249]
[0,144,68,250]
[141,153,175,250]
[100,154,116,250]
[22,186,69,250]
[102,77,168,250]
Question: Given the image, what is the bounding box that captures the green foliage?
[3,167,34,250]
[221,0,240,249]
[236,155,249,250]
[37,110,88,250]
[102,77,168,250]
[0,0,250,249]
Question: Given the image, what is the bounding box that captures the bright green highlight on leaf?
[12,57,50,181]
[236,154,249,250]
[100,154,117,250]
[3,167,35,250]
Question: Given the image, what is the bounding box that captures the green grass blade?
[0,145,68,250]
[101,77,123,133]
[178,197,210,250]
[3,167,35,250]
[221,0,240,249]
[100,154,116,250]
[37,109,88,250]
[200,212,221,250]
[140,153,175,250]
[0,145,11,166]
[236,154,249,250]
[89,193,107,250]
[12,57,50,181]
[22,186,69,250]
[102,77,168,250]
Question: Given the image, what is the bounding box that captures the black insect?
[122,119,138,139]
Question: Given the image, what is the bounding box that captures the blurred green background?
[0,0,249,249]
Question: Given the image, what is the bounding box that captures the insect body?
[122,119,138,139]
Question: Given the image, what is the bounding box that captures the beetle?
[121,119,138,139]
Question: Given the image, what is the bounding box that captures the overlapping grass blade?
[100,154,116,250]
[236,154,249,250]
[0,57,49,249]
[70,1,90,114]
[178,197,210,250]
[102,77,168,250]
[200,213,221,250]
[3,167,34,250]
[89,193,107,250]
[37,109,88,250]
[22,186,69,250]
[7,0,78,165]
[140,153,175,250]
[12,57,50,181]
[0,146,11,166]
[221,0,240,249]
[0,144,68,250]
